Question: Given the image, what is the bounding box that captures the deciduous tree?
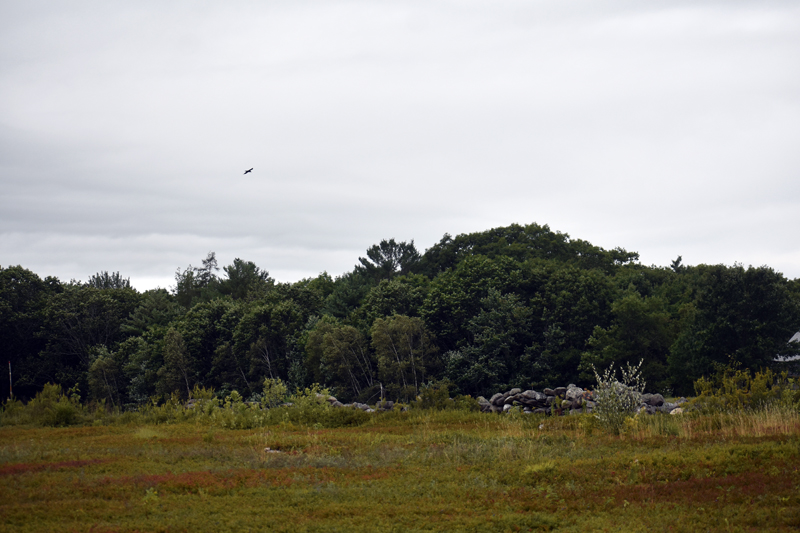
[371,315,438,401]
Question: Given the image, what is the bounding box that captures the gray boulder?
[504,394,520,406]
[642,393,664,407]
[477,396,493,413]
[375,400,394,411]
[658,402,677,413]
[489,393,505,406]
[521,390,547,402]
[566,385,584,401]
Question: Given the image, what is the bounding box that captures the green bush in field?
[413,380,453,410]
[261,377,289,409]
[592,360,646,435]
[191,384,217,402]
[3,380,374,429]
[277,384,371,428]
[1,383,87,427]
[692,365,800,412]
[195,383,370,429]
[411,379,478,411]
[452,394,481,411]
[138,392,192,425]
[209,390,268,429]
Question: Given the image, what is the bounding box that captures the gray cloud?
[2,0,799,290]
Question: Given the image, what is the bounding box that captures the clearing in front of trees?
[1,395,799,533]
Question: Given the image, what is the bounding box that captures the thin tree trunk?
[101,367,116,409]
[389,338,408,391]
[258,339,274,379]
[406,333,418,395]
[182,368,191,399]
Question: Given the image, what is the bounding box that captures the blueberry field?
[2,406,799,533]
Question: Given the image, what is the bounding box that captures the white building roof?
[775,331,800,362]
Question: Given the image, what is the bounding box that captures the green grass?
[1,409,799,532]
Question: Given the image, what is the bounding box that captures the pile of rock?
[638,393,687,415]
[188,388,686,416]
[476,386,687,416]
[477,384,594,415]
[318,394,398,413]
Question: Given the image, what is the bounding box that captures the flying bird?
[244,168,253,175]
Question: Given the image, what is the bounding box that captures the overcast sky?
[1,0,799,291]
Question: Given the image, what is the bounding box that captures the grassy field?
[1,408,799,533]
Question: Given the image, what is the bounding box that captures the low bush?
[592,360,646,435]
[412,380,480,411]
[261,377,289,408]
[274,385,371,428]
[1,383,89,427]
[692,365,800,412]
[131,384,370,429]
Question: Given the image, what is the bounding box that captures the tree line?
[2,222,799,406]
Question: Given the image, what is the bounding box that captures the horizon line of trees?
[2,222,799,406]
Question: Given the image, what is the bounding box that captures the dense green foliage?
[691,365,800,412]
[2,222,799,405]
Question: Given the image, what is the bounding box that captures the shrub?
[261,377,289,409]
[692,365,800,412]
[592,360,646,435]
[413,380,453,410]
[0,383,87,427]
[137,393,191,425]
[191,384,217,401]
[412,380,481,411]
[209,390,267,429]
[453,394,481,411]
[284,385,370,427]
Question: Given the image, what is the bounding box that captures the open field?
[1,410,799,533]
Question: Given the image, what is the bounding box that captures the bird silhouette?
[244,168,253,175]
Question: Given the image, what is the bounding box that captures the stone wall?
[318,386,688,416]
[475,385,687,416]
